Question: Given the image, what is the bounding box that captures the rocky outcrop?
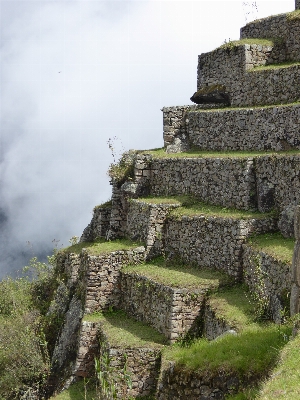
[190,84,230,105]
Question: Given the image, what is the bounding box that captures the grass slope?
[122,257,232,289]
[248,232,294,264]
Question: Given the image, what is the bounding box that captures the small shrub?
[0,279,49,399]
[107,152,135,187]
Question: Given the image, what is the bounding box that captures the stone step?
[163,103,300,152]
[55,239,146,314]
[187,104,300,152]
[139,152,300,213]
[197,28,300,108]
[240,12,300,63]
[73,310,165,399]
[164,206,277,280]
[125,197,277,279]
[119,259,232,343]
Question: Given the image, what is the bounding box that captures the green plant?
[0,278,50,399]
[69,236,79,246]
[164,324,291,380]
[107,151,135,187]
[244,253,271,322]
[94,351,132,399]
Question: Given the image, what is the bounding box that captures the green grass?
[122,257,232,289]
[257,333,300,399]
[248,232,294,263]
[0,277,49,399]
[156,196,275,220]
[208,285,258,332]
[93,200,112,210]
[50,380,97,399]
[219,38,274,50]
[84,309,167,348]
[143,147,300,159]
[60,238,144,255]
[250,60,300,72]
[163,324,291,380]
[226,389,259,399]
[287,9,300,21]
[134,197,182,205]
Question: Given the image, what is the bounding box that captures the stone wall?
[105,153,152,240]
[255,154,300,212]
[240,13,300,62]
[73,321,100,378]
[150,157,256,210]
[157,363,240,400]
[203,304,233,340]
[197,39,300,107]
[290,205,300,316]
[126,199,179,257]
[81,247,146,314]
[243,245,292,322]
[164,215,277,279]
[98,327,162,399]
[119,272,206,343]
[297,0,300,10]
[80,205,111,242]
[162,104,222,153]
[185,104,300,151]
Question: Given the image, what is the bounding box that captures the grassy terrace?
[137,195,275,220]
[122,257,233,289]
[207,285,258,332]
[257,333,300,400]
[141,147,300,158]
[163,323,291,385]
[219,38,274,50]
[248,232,294,264]
[251,60,300,72]
[60,238,143,256]
[84,309,166,348]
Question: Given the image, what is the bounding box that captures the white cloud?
[0,0,294,276]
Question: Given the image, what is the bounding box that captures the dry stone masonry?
[49,2,300,398]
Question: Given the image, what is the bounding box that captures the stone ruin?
[47,2,300,398]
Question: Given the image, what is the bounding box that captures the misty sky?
[0,0,294,277]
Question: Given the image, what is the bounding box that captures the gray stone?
[190,85,230,105]
[290,283,300,317]
[294,205,300,239]
[278,205,296,238]
[292,241,300,287]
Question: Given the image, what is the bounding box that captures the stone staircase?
[50,4,300,399]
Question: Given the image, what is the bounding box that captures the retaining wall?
[164,215,277,279]
[186,104,300,151]
[98,327,162,398]
[150,157,256,210]
[73,321,99,378]
[119,272,206,342]
[240,13,300,62]
[242,245,292,322]
[80,206,111,242]
[126,199,179,257]
[255,154,300,212]
[157,364,240,400]
[197,43,300,107]
[81,247,146,314]
[203,305,234,340]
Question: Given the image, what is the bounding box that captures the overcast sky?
[0,0,295,277]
